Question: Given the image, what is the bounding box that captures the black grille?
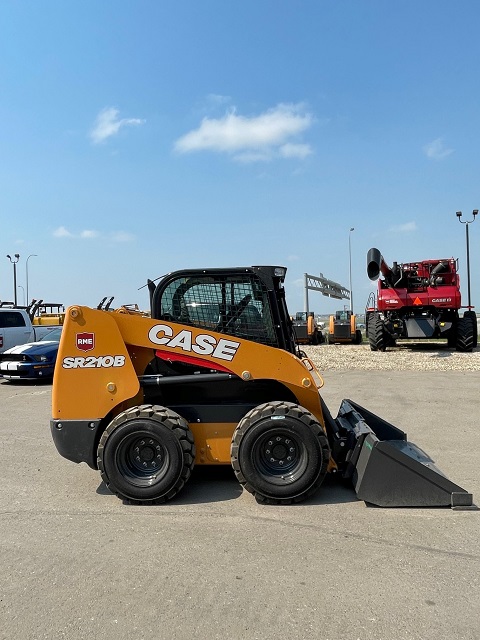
[335,325,351,339]
[0,354,32,363]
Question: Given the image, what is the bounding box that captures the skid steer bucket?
[334,400,473,509]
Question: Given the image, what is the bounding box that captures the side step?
[334,399,474,509]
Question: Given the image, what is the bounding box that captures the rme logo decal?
[76,332,95,352]
[148,324,240,361]
[62,355,126,369]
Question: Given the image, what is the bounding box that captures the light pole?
[18,285,26,306]
[348,227,355,313]
[6,254,20,305]
[26,254,38,304]
[456,210,477,310]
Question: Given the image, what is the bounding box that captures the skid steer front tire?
[97,405,195,504]
[231,401,330,505]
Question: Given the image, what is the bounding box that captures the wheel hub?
[132,438,163,471]
[263,436,296,469]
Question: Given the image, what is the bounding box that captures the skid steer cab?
[51,266,473,509]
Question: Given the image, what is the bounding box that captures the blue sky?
[1,1,479,316]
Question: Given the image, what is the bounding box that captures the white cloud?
[206,94,232,106]
[53,227,134,242]
[90,107,145,144]
[279,143,313,159]
[233,150,274,164]
[174,103,315,162]
[53,226,95,239]
[53,226,73,238]
[389,221,417,233]
[80,230,99,239]
[423,137,453,160]
[110,231,135,243]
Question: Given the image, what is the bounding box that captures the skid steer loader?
[50,266,473,508]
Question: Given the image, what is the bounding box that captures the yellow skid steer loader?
[50,266,472,508]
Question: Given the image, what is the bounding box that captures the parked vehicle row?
[0,327,62,381]
[0,307,60,353]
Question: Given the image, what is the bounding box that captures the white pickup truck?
[0,308,61,353]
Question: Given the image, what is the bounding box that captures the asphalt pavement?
[0,371,479,640]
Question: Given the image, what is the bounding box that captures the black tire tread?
[97,404,195,504]
[368,313,386,351]
[456,317,474,352]
[463,311,478,349]
[231,401,330,505]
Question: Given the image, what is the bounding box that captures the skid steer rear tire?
[231,401,330,505]
[97,405,195,504]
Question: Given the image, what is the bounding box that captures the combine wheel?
[455,317,474,352]
[97,404,195,504]
[354,329,363,345]
[368,313,386,351]
[463,311,478,348]
[231,401,330,504]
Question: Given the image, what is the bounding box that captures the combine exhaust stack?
[336,400,473,508]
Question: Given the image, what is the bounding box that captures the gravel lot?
[303,342,480,371]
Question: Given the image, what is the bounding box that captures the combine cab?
[366,248,477,352]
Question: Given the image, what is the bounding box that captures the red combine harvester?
[365,248,477,352]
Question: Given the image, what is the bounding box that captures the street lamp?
[456,210,477,310]
[348,227,355,313]
[26,254,38,304]
[17,285,26,306]
[6,254,20,306]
